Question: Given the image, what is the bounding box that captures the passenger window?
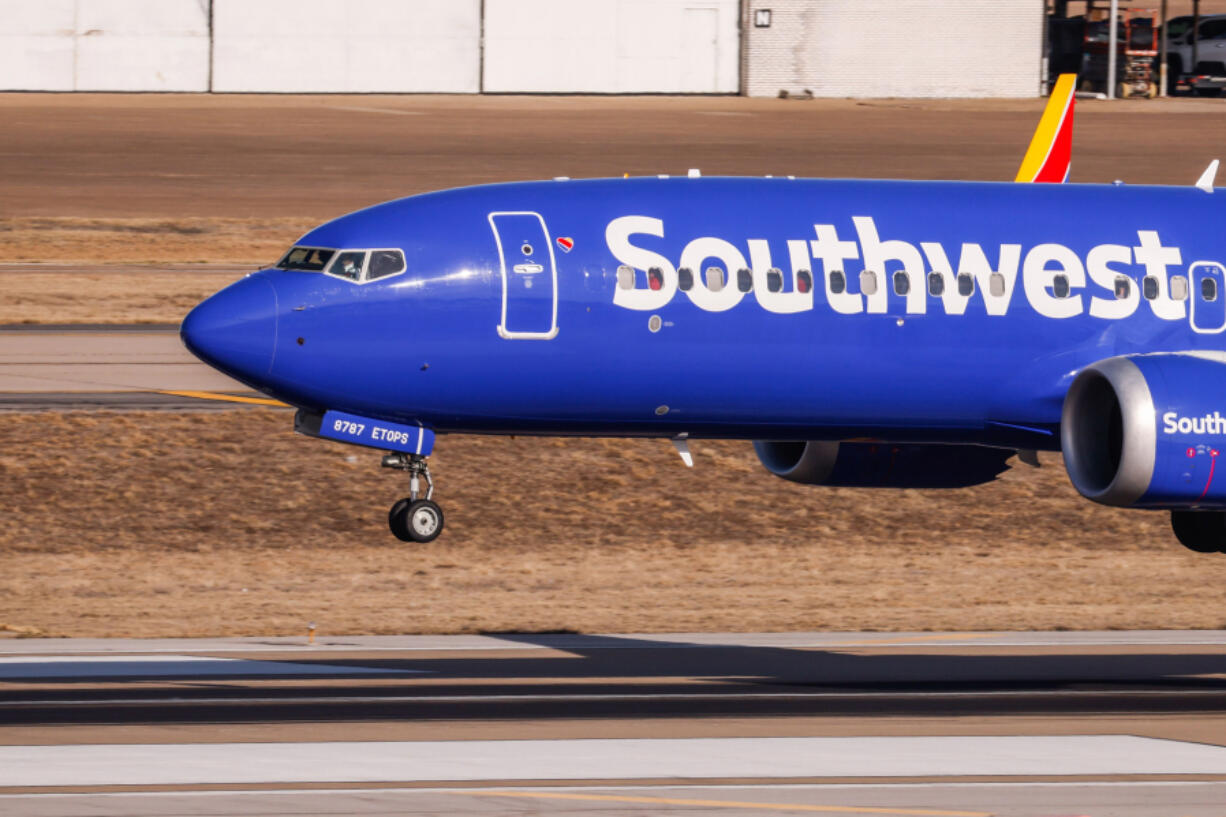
[766,268,783,293]
[928,272,945,297]
[367,249,405,280]
[280,246,335,272]
[1114,276,1131,300]
[989,273,1005,297]
[678,267,694,291]
[829,270,846,294]
[1052,274,1070,299]
[705,266,725,291]
[737,268,753,293]
[647,267,664,291]
[1171,275,1189,301]
[329,250,366,281]
[796,270,812,294]
[893,271,910,296]
[617,265,635,290]
[1203,277,1218,302]
[957,272,975,297]
[860,270,878,296]
[1143,275,1159,300]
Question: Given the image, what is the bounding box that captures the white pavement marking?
[6,780,1226,798]
[0,655,412,680]
[327,105,423,116]
[6,630,1226,656]
[2,736,1225,787]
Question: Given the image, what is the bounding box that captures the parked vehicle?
[1162,14,1226,95]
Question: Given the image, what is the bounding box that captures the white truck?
[1164,14,1226,96]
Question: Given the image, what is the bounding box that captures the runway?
[0,318,276,409]
[3,632,1226,816]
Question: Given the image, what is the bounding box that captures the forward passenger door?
[489,211,559,339]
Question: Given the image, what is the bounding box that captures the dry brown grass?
[0,217,315,323]
[0,269,242,325]
[0,217,313,265]
[3,411,1225,638]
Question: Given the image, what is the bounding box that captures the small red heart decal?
[556,237,574,252]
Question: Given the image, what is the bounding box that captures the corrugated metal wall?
[0,0,210,91]
[742,0,1044,98]
[0,0,1046,97]
[212,0,479,93]
[483,0,740,93]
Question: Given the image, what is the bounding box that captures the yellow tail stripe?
[1015,74,1076,183]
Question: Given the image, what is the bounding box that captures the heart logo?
[556,237,574,253]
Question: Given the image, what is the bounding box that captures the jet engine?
[752,440,1014,489]
[1062,354,1226,553]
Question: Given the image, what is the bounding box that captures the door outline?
[489,211,559,340]
[1190,262,1226,334]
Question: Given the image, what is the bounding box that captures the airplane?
[181,74,1226,553]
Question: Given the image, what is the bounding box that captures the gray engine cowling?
[753,440,1014,488]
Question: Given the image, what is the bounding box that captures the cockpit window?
[367,249,406,280]
[279,246,335,271]
[329,251,367,281]
[278,245,405,283]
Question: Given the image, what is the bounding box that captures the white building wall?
[483,0,740,93]
[743,0,1044,98]
[0,0,209,91]
[211,0,479,93]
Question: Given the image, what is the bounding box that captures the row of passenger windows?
[616,264,1218,303]
[617,265,814,294]
[278,246,406,283]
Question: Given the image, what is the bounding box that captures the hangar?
[0,0,1061,97]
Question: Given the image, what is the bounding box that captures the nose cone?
[181,275,278,387]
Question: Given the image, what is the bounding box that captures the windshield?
[279,246,336,271]
[329,250,367,281]
[276,245,405,282]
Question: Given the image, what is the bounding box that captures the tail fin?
[1015,74,1077,183]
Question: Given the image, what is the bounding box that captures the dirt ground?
[3,93,1226,637]
[4,411,1225,639]
[3,93,1224,322]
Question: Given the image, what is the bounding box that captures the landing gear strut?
[383,452,444,543]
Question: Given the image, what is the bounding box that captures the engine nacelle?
[753,440,1013,488]
[1062,353,1226,509]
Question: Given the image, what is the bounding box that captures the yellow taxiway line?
[461,790,992,816]
[158,390,288,407]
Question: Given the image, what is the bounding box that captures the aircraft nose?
[181,275,278,385]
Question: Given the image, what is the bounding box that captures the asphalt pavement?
[2,631,1226,816]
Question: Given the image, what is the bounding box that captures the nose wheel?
[383,453,444,543]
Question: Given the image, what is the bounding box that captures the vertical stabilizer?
[1015,74,1077,184]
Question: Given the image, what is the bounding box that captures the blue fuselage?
[182,177,1226,450]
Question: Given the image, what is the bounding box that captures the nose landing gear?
[383,453,444,543]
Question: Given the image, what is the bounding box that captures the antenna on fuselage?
[1195,159,1219,193]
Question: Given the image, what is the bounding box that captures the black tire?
[1194,88,1223,97]
[404,499,444,543]
[388,498,414,542]
[1171,510,1226,553]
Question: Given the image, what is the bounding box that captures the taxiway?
[2,631,1226,816]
